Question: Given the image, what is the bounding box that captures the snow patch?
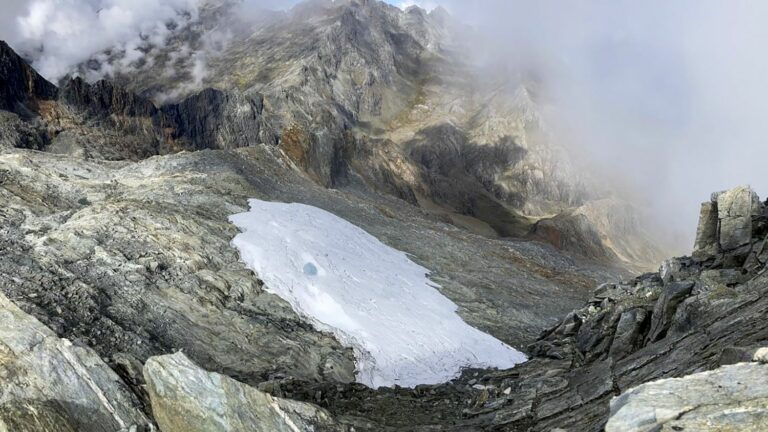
[229,199,526,388]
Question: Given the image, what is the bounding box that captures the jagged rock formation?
[694,185,766,267]
[2,41,273,160]
[158,88,273,151]
[144,352,344,432]
[0,291,152,431]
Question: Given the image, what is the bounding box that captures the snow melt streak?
[229,200,525,388]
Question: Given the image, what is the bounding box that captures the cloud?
[0,0,202,82]
[426,0,768,247]
[392,0,440,12]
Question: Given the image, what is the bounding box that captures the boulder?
[606,362,768,432]
[0,292,151,431]
[143,352,345,432]
[658,258,682,283]
[716,186,761,251]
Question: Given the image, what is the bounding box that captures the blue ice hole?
[303,262,318,276]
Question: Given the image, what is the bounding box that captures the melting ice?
[229,199,526,388]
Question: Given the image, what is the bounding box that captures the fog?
[2,0,767,248]
[405,0,768,249]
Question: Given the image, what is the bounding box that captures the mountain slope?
[3,0,670,271]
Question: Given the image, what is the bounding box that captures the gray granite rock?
[144,352,345,432]
[0,291,151,431]
[716,186,761,251]
[607,362,768,432]
[693,200,719,258]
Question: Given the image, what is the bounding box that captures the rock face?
[59,77,157,119]
[144,352,344,432]
[0,41,58,115]
[607,362,768,432]
[0,0,673,271]
[62,0,667,269]
[158,88,272,151]
[0,291,151,431]
[1,43,274,160]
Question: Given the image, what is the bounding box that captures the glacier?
[229,199,526,388]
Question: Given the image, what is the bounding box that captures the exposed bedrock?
[144,352,345,432]
[0,41,58,115]
[0,290,152,431]
[606,361,768,432]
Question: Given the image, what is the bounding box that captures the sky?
[1,0,767,247]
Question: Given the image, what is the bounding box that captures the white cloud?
[393,0,441,12]
[0,0,202,82]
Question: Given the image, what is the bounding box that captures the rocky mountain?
[68,0,669,270]
[0,0,762,431]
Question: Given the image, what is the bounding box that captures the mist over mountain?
[4,0,768,250]
[0,1,767,431]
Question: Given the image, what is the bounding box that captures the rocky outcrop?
[158,88,273,151]
[144,352,344,432]
[0,149,358,391]
[693,185,766,261]
[0,40,58,115]
[0,43,275,160]
[59,77,157,119]
[607,361,768,432]
[0,290,151,431]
